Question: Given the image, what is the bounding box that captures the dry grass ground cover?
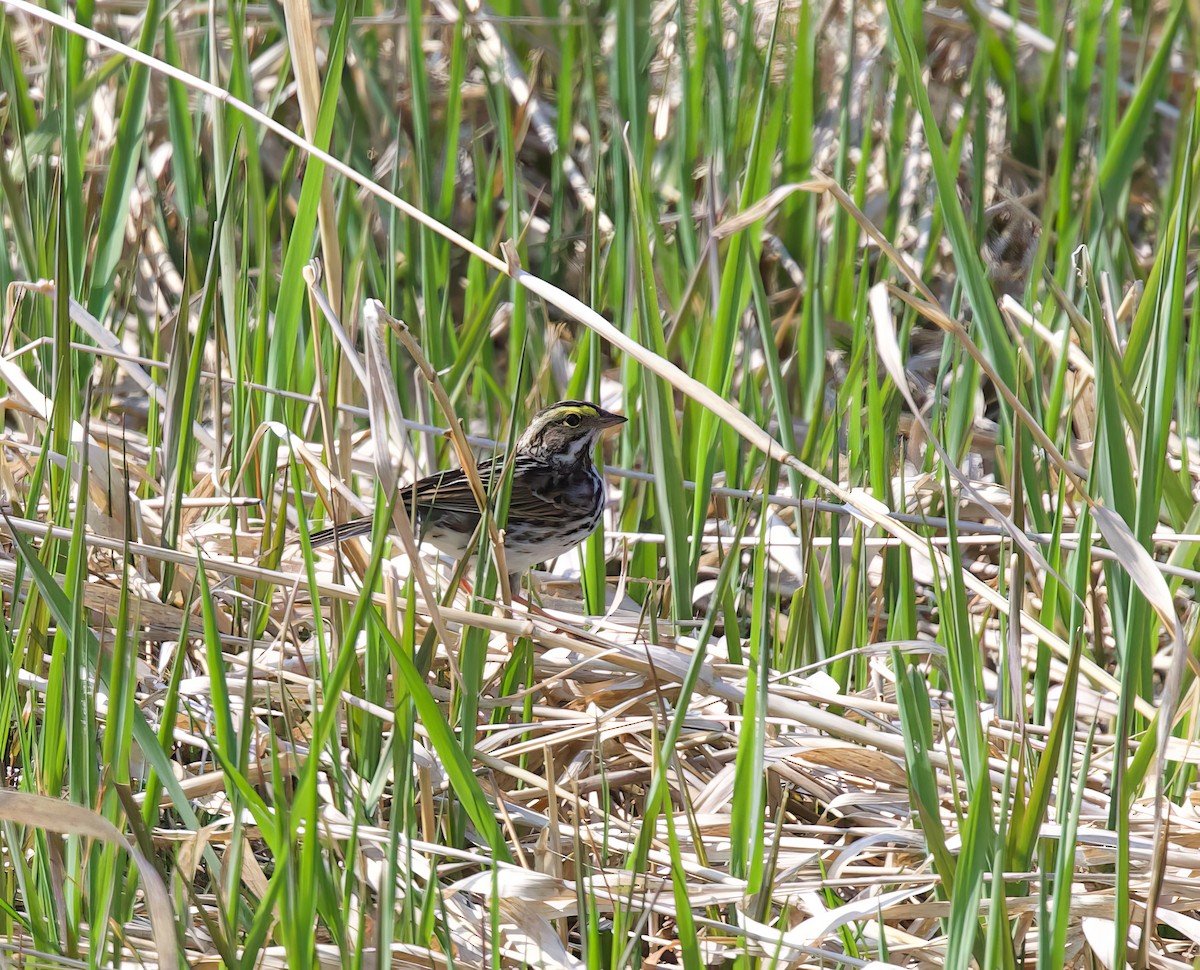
[0,1,1199,967]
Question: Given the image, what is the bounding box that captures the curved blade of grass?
[728,514,769,882]
[261,0,349,438]
[944,754,993,969]
[1095,0,1183,214]
[1010,508,1091,870]
[0,790,178,970]
[622,128,690,617]
[376,615,512,864]
[2,514,226,918]
[689,2,782,574]
[86,0,162,318]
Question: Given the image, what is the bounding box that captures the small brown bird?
[309,401,626,589]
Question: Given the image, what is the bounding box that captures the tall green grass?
[0,1,1196,967]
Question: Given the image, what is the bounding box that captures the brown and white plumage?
[308,401,626,585]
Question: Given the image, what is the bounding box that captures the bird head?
[515,401,627,466]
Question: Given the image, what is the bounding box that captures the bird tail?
[307,515,376,547]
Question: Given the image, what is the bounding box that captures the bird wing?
[409,455,577,518]
[308,452,584,548]
[503,457,586,515]
[404,457,506,514]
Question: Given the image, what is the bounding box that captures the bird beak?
[597,410,627,433]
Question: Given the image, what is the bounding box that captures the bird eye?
[563,413,582,428]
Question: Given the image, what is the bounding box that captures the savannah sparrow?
[308,400,626,588]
